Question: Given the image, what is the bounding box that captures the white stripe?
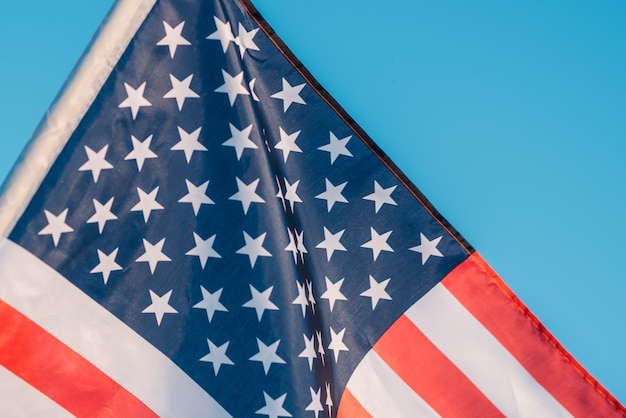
[0,0,156,238]
[347,350,440,418]
[0,239,231,418]
[406,283,572,418]
[0,365,73,418]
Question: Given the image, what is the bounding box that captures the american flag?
[0,0,623,416]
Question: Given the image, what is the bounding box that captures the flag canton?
[10,0,468,416]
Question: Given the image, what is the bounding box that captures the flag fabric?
[0,0,623,416]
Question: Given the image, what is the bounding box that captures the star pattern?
[125,134,157,171]
[222,123,257,160]
[141,289,178,326]
[118,81,151,119]
[136,238,171,274]
[256,392,292,418]
[320,277,347,312]
[163,74,200,110]
[249,338,286,375]
[328,327,349,362]
[131,186,164,222]
[90,248,122,284]
[186,232,221,268]
[315,179,348,212]
[86,197,117,233]
[179,180,214,215]
[215,69,249,106]
[318,132,353,164]
[361,227,394,261]
[234,22,260,58]
[270,78,306,112]
[315,227,347,261]
[298,334,317,371]
[360,275,392,309]
[38,209,73,246]
[274,127,302,162]
[171,126,207,162]
[229,177,265,214]
[237,231,272,267]
[200,339,234,375]
[193,286,228,322]
[243,285,279,321]
[363,181,397,213]
[79,145,113,183]
[207,16,234,52]
[157,21,191,58]
[410,232,444,265]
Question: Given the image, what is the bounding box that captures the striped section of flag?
[339,254,624,417]
[0,238,230,417]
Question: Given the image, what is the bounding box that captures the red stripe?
[443,253,626,417]
[337,388,372,418]
[374,314,504,417]
[0,300,157,418]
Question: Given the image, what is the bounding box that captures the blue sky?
[1,0,624,403]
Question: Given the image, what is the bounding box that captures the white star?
[163,74,199,110]
[250,338,286,375]
[361,227,394,261]
[316,227,347,261]
[284,229,298,263]
[79,145,113,183]
[86,197,117,233]
[171,126,207,163]
[234,22,260,58]
[199,338,233,375]
[141,289,177,326]
[363,181,397,213]
[38,209,73,246]
[179,179,214,215]
[275,176,287,211]
[306,387,324,418]
[243,284,279,321]
[315,179,348,212]
[271,78,306,112]
[237,231,272,267]
[282,179,302,212]
[206,16,234,52]
[274,127,302,162]
[318,132,353,164]
[296,230,308,262]
[222,123,257,160]
[136,238,171,274]
[292,281,308,317]
[316,331,326,365]
[193,286,227,322]
[118,81,151,119]
[306,280,316,314]
[186,232,221,268]
[230,177,265,214]
[298,334,317,371]
[410,232,444,265]
[131,186,164,222]
[90,248,122,284]
[157,21,191,58]
[328,327,349,362]
[124,134,157,172]
[215,69,249,106]
[360,275,392,309]
[321,276,347,312]
[325,383,334,416]
[256,392,292,418]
